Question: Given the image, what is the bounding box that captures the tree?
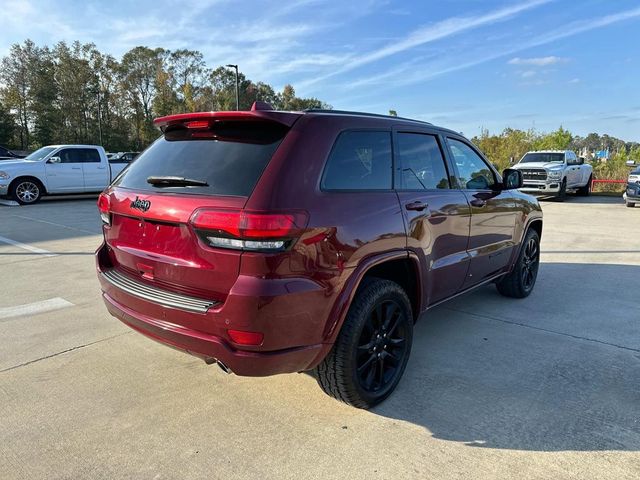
[120,46,164,147]
[0,39,331,150]
[0,101,15,146]
[276,84,329,111]
[0,40,39,148]
[389,110,398,117]
[534,126,573,150]
[168,49,206,112]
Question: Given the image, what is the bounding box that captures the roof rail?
[303,108,432,125]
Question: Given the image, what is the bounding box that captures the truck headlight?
[547,171,561,180]
[0,171,10,180]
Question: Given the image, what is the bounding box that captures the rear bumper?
[103,292,325,376]
[96,243,332,376]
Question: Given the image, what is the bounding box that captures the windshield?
[24,147,56,161]
[520,153,565,164]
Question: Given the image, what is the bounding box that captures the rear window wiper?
[146,176,209,187]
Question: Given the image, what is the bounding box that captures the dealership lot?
[0,196,638,479]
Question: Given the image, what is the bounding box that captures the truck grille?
[101,269,218,313]
[520,169,547,181]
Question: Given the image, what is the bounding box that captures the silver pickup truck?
[511,150,593,200]
[0,144,130,204]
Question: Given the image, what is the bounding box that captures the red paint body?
[96,110,542,376]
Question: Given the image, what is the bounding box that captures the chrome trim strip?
[101,269,217,313]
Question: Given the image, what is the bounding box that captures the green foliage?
[473,127,635,181]
[0,39,329,151]
[0,101,15,145]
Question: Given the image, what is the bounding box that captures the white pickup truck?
[511,150,593,200]
[0,145,129,204]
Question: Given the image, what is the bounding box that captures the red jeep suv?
[96,103,542,408]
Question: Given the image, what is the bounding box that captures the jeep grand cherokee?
[96,103,542,408]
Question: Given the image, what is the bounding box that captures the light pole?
[226,64,239,110]
[96,89,103,146]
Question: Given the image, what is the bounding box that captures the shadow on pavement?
[369,262,640,451]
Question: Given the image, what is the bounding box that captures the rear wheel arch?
[323,251,422,343]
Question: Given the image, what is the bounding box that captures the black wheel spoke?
[386,313,402,336]
[354,297,410,394]
[388,337,405,347]
[376,358,385,387]
[357,353,376,373]
[382,304,398,330]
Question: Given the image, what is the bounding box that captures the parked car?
[0,145,24,160]
[624,182,640,207]
[109,151,140,164]
[624,167,640,207]
[96,104,543,408]
[0,144,128,204]
[511,150,593,200]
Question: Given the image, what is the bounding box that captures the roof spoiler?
[154,102,300,130]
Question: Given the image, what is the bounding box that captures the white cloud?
[339,5,640,92]
[508,56,569,66]
[520,70,537,78]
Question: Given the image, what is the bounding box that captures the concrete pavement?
[0,195,639,479]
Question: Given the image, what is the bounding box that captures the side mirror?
[502,168,523,190]
[48,156,61,164]
[578,157,585,165]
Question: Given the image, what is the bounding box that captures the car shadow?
[539,194,624,205]
[367,262,640,452]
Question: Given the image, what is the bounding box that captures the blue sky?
[2,0,639,140]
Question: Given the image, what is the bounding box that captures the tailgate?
[103,188,245,302]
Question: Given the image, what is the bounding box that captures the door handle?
[470,198,487,207]
[405,201,429,211]
[97,166,106,170]
[71,167,81,170]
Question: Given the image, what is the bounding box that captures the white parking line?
[0,234,57,257]
[0,298,74,320]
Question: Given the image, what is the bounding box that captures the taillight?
[227,329,264,346]
[190,209,308,252]
[97,193,110,225]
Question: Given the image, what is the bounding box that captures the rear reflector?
[97,193,110,225]
[227,329,264,346]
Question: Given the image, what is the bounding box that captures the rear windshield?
[112,121,289,196]
[520,153,564,163]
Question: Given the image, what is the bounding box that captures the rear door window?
[82,149,101,163]
[396,133,450,190]
[322,131,392,190]
[113,121,288,196]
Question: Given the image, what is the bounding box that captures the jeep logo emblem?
[130,196,151,212]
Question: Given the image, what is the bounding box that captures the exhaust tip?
[217,360,232,374]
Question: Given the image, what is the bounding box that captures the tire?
[556,178,567,201]
[577,175,592,196]
[496,229,540,298]
[11,178,43,205]
[314,278,413,409]
[627,202,636,208]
